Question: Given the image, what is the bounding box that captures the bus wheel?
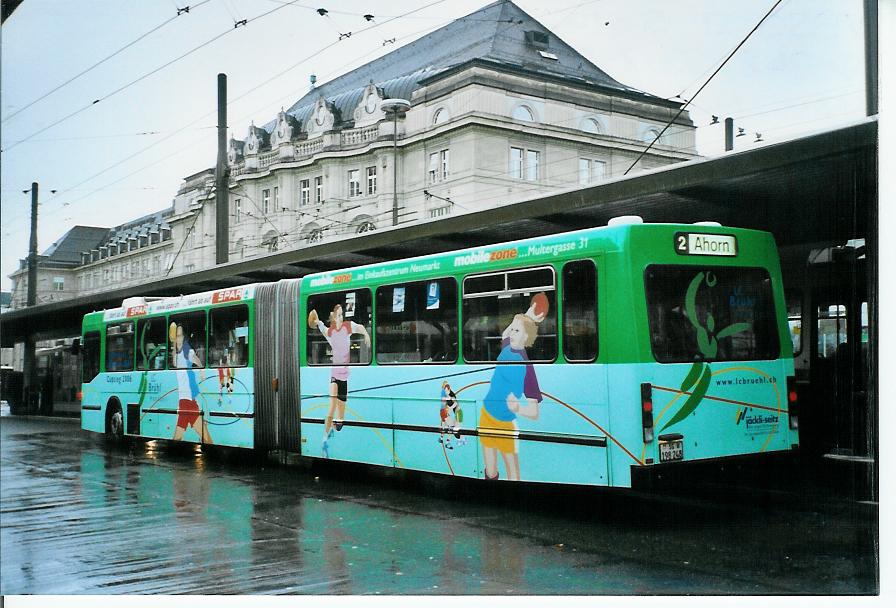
[106,401,124,443]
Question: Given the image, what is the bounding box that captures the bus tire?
[106,399,124,443]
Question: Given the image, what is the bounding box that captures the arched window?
[643,128,661,143]
[512,105,535,122]
[356,220,376,234]
[262,230,279,253]
[306,228,323,244]
[432,108,448,125]
[581,118,602,134]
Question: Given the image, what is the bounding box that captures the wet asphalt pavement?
[0,415,878,595]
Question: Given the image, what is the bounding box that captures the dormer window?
[525,30,549,50]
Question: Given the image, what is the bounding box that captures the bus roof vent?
[607,215,643,227]
[693,221,722,227]
[121,296,147,309]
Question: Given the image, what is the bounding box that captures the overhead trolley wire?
[2,0,308,153]
[0,0,214,124]
[21,0,451,222]
[623,0,786,176]
[672,0,793,104]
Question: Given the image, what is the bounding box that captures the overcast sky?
[0,0,868,291]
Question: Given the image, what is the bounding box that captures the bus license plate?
[659,440,683,463]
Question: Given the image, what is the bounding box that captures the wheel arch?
[105,396,122,433]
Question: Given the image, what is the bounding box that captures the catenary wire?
[623,0,786,176]
[20,0,452,221]
[2,0,308,153]
[1,0,214,124]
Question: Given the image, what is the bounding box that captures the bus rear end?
[621,225,798,486]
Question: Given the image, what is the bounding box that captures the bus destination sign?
[674,232,738,257]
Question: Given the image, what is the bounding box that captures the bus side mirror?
[70,338,80,355]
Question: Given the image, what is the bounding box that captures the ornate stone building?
[9,0,698,307]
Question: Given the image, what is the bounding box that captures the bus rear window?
[644,266,780,363]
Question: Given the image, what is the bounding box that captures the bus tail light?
[787,376,798,430]
[76,391,83,402]
[641,382,654,443]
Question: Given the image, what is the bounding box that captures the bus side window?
[462,266,557,363]
[136,317,168,371]
[170,311,207,368]
[82,331,101,382]
[209,305,250,368]
[375,278,457,364]
[105,322,135,372]
[306,289,372,366]
[562,260,598,362]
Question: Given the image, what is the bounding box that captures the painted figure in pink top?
[308,303,370,454]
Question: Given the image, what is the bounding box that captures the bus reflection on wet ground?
[0,416,877,595]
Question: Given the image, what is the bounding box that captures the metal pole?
[392,111,399,226]
[724,118,734,152]
[27,182,38,306]
[215,73,230,265]
[24,182,38,412]
[864,0,878,116]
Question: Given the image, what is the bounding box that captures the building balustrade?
[258,149,280,168]
[231,126,382,177]
[341,124,380,146]
[295,138,324,158]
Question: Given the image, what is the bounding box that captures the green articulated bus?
[82,220,798,488]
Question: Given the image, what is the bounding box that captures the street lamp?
[381,98,410,226]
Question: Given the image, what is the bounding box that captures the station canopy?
[0,119,877,346]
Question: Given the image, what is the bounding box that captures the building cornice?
[416,58,686,114]
[417,66,692,128]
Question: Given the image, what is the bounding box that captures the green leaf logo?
[684,272,750,360]
[660,271,753,432]
[662,361,712,431]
